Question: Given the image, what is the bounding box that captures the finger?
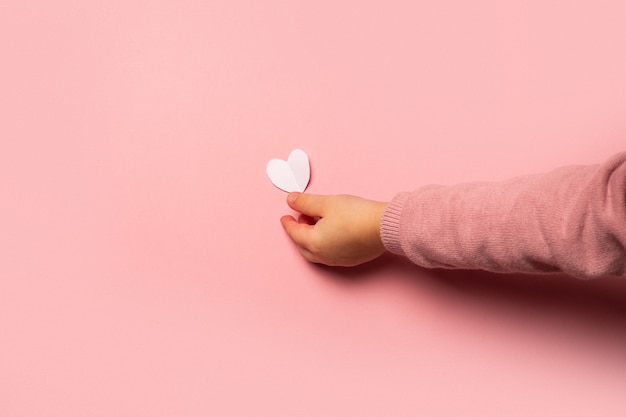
[280,215,315,248]
[286,192,328,218]
[296,245,317,263]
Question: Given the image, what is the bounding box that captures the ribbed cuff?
[380,192,409,255]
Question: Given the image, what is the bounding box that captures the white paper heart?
[266,149,310,192]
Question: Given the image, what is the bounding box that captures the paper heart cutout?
[266,149,310,192]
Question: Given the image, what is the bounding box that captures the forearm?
[380,152,626,279]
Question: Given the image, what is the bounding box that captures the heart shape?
[266,149,310,192]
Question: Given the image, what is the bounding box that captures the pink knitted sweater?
[380,152,626,279]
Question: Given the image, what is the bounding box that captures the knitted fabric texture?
[380,152,626,279]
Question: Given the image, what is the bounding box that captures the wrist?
[370,201,388,252]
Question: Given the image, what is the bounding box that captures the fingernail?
[287,193,298,204]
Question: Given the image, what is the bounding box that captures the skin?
[280,192,388,267]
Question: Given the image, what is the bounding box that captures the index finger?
[280,215,315,249]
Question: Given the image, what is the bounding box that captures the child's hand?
[280,193,388,267]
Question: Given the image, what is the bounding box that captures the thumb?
[287,192,328,217]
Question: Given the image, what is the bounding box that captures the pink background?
[2,0,626,415]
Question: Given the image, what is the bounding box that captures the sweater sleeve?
[380,152,626,279]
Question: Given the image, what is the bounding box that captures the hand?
[280,192,388,267]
